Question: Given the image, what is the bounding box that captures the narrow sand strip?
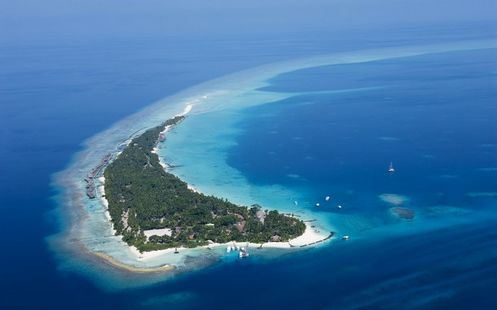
[130,222,331,261]
[99,102,332,267]
[93,251,175,273]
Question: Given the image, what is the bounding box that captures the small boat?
[239,244,250,258]
[342,235,350,240]
[325,196,331,201]
[337,205,342,209]
[388,162,395,173]
[316,203,320,207]
[226,246,231,253]
[294,201,298,206]
[174,248,179,254]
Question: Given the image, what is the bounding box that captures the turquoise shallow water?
[155,46,497,308]
[2,1,497,306]
[164,47,497,240]
[6,39,495,308]
[56,42,497,281]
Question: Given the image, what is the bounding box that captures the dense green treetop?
[103,116,305,252]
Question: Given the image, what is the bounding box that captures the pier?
[84,153,113,199]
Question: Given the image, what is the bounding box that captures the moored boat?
[388,161,395,173]
[239,244,250,258]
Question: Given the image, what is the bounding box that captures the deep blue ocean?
[1,10,497,309]
[231,49,497,219]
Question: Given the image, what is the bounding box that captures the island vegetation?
[103,116,306,252]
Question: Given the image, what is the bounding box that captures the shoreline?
[93,251,176,274]
[52,42,497,279]
[94,103,332,267]
[129,222,333,261]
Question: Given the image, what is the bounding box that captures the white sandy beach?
[152,103,194,170]
[129,222,331,261]
[50,40,497,282]
[96,101,332,266]
[106,125,330,262]
[97,176,116,235]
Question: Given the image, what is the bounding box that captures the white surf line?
[55,39,497,273]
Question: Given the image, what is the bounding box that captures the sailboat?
[388,162,395,173]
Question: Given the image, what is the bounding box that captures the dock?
[85,153,113,199]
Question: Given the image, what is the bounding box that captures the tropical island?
[103,116,306,252]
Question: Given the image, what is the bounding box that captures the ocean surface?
[161,46,497,309]
[1,17,497,310]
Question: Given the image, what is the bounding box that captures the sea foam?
[50,39,497,287]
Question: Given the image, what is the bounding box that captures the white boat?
[294,200,298,206]
[226,246,231,253]
[316,203,320,207]
[388,162,395,173]
[337,205,342,209]
[325,196,331,201]
[239,244,250,258]
[342,235,350,240]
